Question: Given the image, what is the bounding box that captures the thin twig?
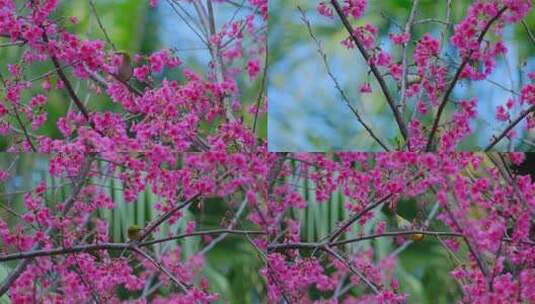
[327,192,394,243]
[198,199,249,255]
[330,0,409,143]
[42,32,92,122]
[89,0,116,51]
[141,229,265,247]
[441,184,491,288]
[0,159,93,296]
[323,246,380,295]
[266,230,535,251]
[252,41,267,134]
[138,171,231,242]
[298,6,390,151]
[131,246,189,292]
[137,193,202,242]
[10,104,37,152]
[425,7,507,151]
[399,0,420,112]
[0,230,264,262]
[484,105,535,151]
[522,20,535,46]
[324,174,422,243]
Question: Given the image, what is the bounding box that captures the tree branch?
[0,229,264,263]
[484,105,535,151]
[299,6,391,151]
[267,230,535,251]
[327,192,394,243]
[399,0,420,110]
[322,246,380,295]
[0,159,93,296]
[137,171,231,242]
[425,7,507,151]
[136,193,202,242]
[10,102,37,152]
[330,0,409,143]
[141,229,265,247]
[131,246,190,292]
[42,32,92,123]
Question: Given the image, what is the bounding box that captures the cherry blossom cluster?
[0,0,267,153]
[263,152,535,303]
[1,151,535,302]
[0,151,272,303]
[315,0,535,151]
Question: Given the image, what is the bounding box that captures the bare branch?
[484,105,535,151]
[330,0,409,143]
[0,230,264,262]
[0,159,93,296]
[425,7,508,151]
[267,230,535,251]
[298,6,391,151]
[42,32,93,124]
[399,0,420,110]
[89,0,117,51]
[131,246,189,292]
[323,246,380,295]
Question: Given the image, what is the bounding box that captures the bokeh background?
[0,0,266,150]
[268,0,535,151]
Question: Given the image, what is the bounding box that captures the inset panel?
[268,0,535,151]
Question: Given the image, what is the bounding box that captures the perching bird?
[407,74,422,86]
[396,74,422,91]
[396,214,424,242]
[114,51,133,82]
[127,224,143,241]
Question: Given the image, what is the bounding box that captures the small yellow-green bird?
[407,74,422,86]
[396,214,424,242]
[114,51,133,82]
[127,224,143,241]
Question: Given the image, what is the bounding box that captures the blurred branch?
[42,32,93,123]
[204,0,237,123]
[11,107,36,151]
[425,7,508,151]
[0,41,25,47]
[137,170,232,242]
[298,6,391,151]
[484,105,535,151]
[323,174,423,244]
[323,245,380,295]
[137,193,202,242]
[167,0,209,45]
[441,183,491,289]
[267,230,535,251]
[131,246,190,292]
[0,229,265,262]
[330,0,409,143]
[0,158,93,296]
[488,153,533,213]
[399,0,419,111]
[522,20,535,46]
[0,73,36,151]
[199,199,249,255]
[89,0,117,51]
[252,41,267,134]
